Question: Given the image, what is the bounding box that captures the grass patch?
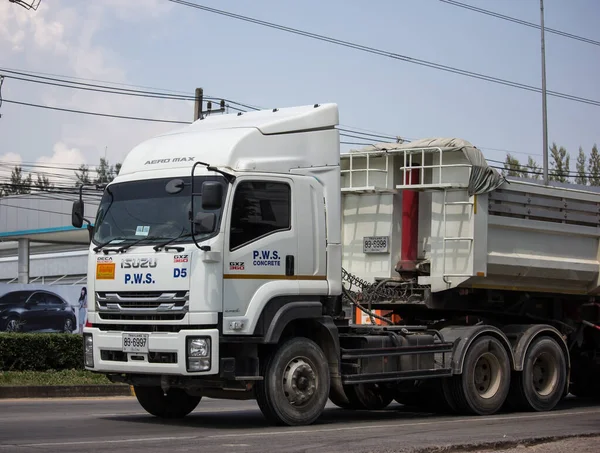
[0,369,115,386]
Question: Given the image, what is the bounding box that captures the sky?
[0,0,599,184]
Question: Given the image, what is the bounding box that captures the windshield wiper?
[153,230,194,252]
[98,235,167,254]
[93,236,128,253]
[114,235,168,253]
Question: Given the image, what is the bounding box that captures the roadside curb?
[0,385,135,399]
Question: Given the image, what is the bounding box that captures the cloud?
[0,0,186,175]
[0,152,22,166]
[35,142,87,185]
[0,1,70,54]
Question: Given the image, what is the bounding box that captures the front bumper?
[83,327,219,376]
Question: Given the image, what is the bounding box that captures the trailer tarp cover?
[353,137,506,195]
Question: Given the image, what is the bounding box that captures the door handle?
[285,255,295,276]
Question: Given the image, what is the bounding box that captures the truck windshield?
[92,176,227,247]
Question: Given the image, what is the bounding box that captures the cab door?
[222,176,298,333]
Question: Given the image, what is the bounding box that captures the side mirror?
[72,200,84,228]
[201,182,223,210]
[193,212,216,234]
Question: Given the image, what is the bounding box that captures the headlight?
[186,337,211,372]
[188,338,209,357]
[83,334,94,368]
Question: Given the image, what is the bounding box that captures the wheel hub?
[532,352,558,396]
[473,352,502,399]
[6,320,20,332]
[283,358,317,406]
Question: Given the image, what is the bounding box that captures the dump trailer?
[72,103,600,426]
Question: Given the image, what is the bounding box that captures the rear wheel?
[256,337,330,426]
[508,336,567,412]
[449,335,511,415]
[134,386,201,418]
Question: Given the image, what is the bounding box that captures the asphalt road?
[0,396,599,453]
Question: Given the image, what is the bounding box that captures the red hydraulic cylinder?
[397,168,420,273]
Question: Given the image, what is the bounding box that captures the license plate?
[363,236,390,254]
[122,333,149,353]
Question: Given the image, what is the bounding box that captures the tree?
[503,153,525,177]
[94,158,119,185]
[589,144,600,186]
[549,142,570,183]
[75,164,91,187]
[35,173,54,191]
[527,156,541,180]
[575,146,587,185]
[3,166,32,195]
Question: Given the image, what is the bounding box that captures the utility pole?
[194,88,204,121]
[193,88,226,121]
[541,0,549,185]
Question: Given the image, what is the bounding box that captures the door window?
[230,181,291,250]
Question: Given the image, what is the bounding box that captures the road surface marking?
[208,408,600,438]
[0,436,198,448]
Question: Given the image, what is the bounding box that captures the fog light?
[188,358,211,372]
[83,334,94,368]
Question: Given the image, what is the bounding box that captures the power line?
[165,0,600,108]
[0,66,194,96]
[0,68,254,112]
[439,0,600,47]
[0,202,72,217]
[3,99,191,125]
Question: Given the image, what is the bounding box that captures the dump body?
[340,140,600,296]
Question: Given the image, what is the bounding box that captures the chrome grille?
[95,291,189,321]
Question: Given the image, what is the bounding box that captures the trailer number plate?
[122,333,149,353]
[363,236,389,254]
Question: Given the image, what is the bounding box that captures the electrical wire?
[439,0,600,47]
[3,99,191,125]
[166,0,600,108]
[0,68,261,113]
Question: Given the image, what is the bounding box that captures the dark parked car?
[0,290,76,333]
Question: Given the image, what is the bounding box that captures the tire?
[134,386,201,419]
[4,316,22,332]
[507,336,567,412]
[449,335,511,415]
[62,317,75,334]
[255,337,330,426]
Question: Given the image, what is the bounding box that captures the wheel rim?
[64,319,73,332]
[282,357,317,407]
[532,352,558,397]
[473,352,502,399]
[6,319,20,332]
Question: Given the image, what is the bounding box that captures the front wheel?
[256,337,330,426]
[134,386,201,419]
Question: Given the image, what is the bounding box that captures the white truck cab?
[74,104,348,424]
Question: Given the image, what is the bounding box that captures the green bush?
[0,333,83,372]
